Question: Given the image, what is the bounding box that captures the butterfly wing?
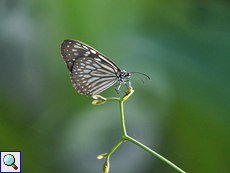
[61,39,121,96]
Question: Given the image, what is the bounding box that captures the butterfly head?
[118,70,131,83]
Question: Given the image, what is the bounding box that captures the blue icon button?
[3,154,18,170]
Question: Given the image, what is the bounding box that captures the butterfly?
[61,39,150,96]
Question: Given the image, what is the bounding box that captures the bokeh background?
[1,1,230,172]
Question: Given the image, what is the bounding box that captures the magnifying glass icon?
[3,154,18,170]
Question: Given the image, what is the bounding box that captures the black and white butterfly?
[61,39,149,96]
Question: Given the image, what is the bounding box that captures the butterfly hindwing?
[70,56,118,96]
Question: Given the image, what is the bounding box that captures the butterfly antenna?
[130,72,151,81]
[132,73,146,84]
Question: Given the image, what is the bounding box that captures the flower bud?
[102,161,110,173]
[121,87,134,101]
[92,99,107,105]
[97,153,107,160]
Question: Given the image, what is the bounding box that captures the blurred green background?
[0,0,230,172]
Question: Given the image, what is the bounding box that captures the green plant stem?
[95,87,186,173]
[125,135,185,173]
[120,101,127,136]
[106,138,123,160]
[118,94,186,173]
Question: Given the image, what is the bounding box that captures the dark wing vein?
[71,57,118,96]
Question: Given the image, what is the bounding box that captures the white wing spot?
[83,70,91,73]
[74,45,84,49]
[97,69,112,73]
[84,75,91,78]
[86,65,96,70]
[84,51,90,56]
[90,49,96,54]
[75,72,78,74]
[80,63,85,66]
[82,45,88,50]
[76,43,81,46]
[72,49,77,51]
[88,77,99,82]
[100,63,116,73]
[87,59,92,63]
[77,69,81,71]
[68,53,70,56]
[79,75,83,77]
[68,42,71,44]
[91,71,115,77]
[93,63,101,68]
[99,55,104,59]
[67,45,70,47]
[73,58,75,61]
[74,53,78,55]
[95,58,101,61]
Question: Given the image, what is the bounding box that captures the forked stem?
[94,87,186,173]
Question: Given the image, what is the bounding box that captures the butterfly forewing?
[61,39,121,96]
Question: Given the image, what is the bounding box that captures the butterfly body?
[61,39,131,96]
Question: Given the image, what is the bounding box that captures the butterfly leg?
[114,83,126,97]
[128,80,131,87]
[114,83,121,97]
[124,80,131,89]
[117,83,127,93]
